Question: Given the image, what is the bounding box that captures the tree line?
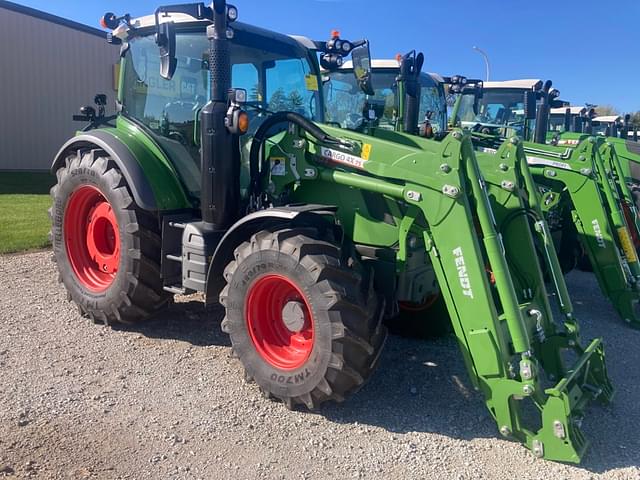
[595,105,640,127]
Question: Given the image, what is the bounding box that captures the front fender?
[51,128,191,212]
[205,205,337,305]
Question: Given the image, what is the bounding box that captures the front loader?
[550,107,640,241]
[450,79,640,329]
[48,3,612,463]
[321,55,618,461]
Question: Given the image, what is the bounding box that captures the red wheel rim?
[64,185,120,292]
[245,275,314,370]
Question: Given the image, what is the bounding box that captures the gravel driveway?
[0,251,639,479]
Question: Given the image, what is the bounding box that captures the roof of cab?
[593,115,622,123]
[335,59,442,82]
[550,106,587,116]
[339,59,400,69]
[112,12,315,51]
[482,79,542,90]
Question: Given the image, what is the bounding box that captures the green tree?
[268,88,289,112]
[288,90,304,109]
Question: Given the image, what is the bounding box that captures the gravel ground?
[0,251,639,479]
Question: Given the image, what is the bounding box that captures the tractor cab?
[592,115,624,137]
[322,59,448,136]
[453,79,543,140]
[452,79,567,144]
[111,15,325,199]
[549,105,598,136]
[106,10,374,209]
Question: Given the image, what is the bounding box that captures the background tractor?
[450,78,640,328]
[49,1,612,462]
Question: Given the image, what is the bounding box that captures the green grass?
[0,172,55,254]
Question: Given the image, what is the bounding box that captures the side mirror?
[524,90,537,120]
[156,21,177,80]
[351,41,374,96]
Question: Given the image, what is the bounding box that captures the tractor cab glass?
[323,69,447,134]
[549,113,569,132]
[592,120,621,137]
[120,26,321,197]
[456,88,532,138]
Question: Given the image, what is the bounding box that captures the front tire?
[50,149,170,324]
[220,227,386,410]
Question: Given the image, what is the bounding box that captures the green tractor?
[49,2,612,462]
[446,78,640,328]
[550,106,640,208]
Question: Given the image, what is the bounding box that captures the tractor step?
[163,285,186,295]
[160,216,225,295]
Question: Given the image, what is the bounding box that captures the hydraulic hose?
[248,111,343,195]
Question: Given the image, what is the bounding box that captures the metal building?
[0,1,119,170]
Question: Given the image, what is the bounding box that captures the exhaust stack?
[200,0,240,229]
[533,80,552,144]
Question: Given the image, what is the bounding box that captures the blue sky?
[12,0,640,112]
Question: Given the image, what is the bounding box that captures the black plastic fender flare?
[51,131,157,211]
[204,205,338,305]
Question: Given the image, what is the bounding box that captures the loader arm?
[257,121,613,463]
[599,141,640,249]
[451,84,640,327]
[517,138,640,327]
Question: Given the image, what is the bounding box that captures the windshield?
[121,28,321,196]
[457,89,531,138]
[323,69,447,134]
[548,114,567,132]
[592,123,615,136]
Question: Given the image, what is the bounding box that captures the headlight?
[342,42,352,53]
[334,40,342,51]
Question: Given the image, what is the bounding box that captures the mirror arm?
[154,3,213,32]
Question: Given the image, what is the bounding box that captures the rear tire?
[386,294,452,339]
[220,227,386,410]
[50,149,170,324]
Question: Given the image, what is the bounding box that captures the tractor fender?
[51,131,158,211]
[205,205,337,305]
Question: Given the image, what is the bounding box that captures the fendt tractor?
[448,78,640,328]
[49,2,612,462]
[548,106,640,208]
